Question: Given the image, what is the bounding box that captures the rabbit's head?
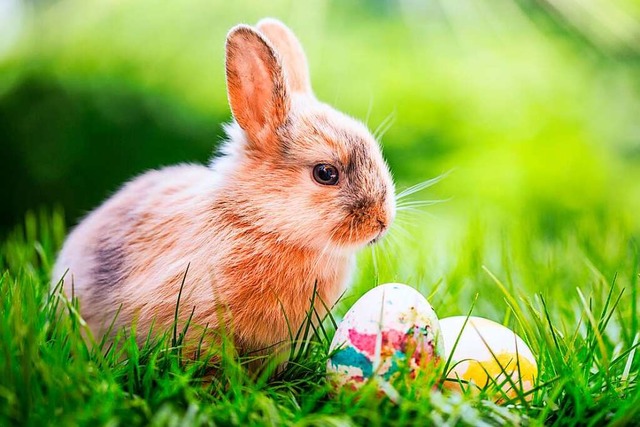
[214,19,395,253]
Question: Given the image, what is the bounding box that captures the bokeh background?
[2,0,640,280]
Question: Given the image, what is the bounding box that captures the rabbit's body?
[53,19,395,355]
[55,162,352,351]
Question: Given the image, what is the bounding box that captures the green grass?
[1,202,638,426]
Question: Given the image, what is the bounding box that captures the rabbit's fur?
[52,19,395,356]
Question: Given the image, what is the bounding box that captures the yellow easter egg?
[439,316,537,400]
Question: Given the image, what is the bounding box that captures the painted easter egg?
[439,316,537,399]
[326,283,444,397]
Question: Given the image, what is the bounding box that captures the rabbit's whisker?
[376,236,395,277]
[395,171,451,200]
[391,225,416,250]
[388,220,412,242]
[372,111,396,142]
[396,198,451,209]
[370,244,379,283]
[365,93,375,127]
[397,206,439,220]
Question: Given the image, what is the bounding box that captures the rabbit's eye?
[313,164,339,185]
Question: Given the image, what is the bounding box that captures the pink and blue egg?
[326,283,444,397]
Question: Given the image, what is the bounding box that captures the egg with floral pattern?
[326,283,444,398]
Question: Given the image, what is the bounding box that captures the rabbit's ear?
[226,25,289,153]
[257,18,312,95]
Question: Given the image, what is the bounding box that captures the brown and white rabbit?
[52,18,395,356]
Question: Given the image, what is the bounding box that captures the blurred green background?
[1,0,640,243]
[3,3,640,422]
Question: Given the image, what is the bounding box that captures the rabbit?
[52,18,396,358]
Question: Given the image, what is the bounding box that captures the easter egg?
[326,283,444,397]
[439,316,537,399]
